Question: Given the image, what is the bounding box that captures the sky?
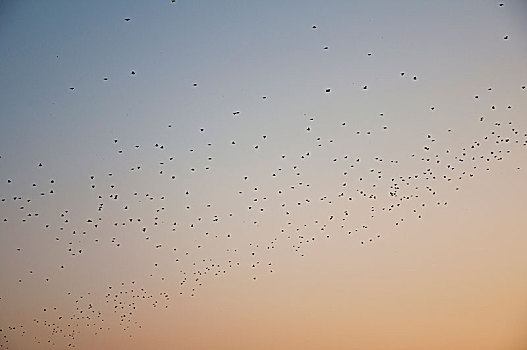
[0,0,527,349]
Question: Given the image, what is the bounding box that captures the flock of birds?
[1,2,526,349]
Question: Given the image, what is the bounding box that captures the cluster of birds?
[1,2,525,349]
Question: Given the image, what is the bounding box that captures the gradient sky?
[1,1,527,349]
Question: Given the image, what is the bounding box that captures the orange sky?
[1,1,526,349]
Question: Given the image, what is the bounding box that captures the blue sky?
[1,1,527,349]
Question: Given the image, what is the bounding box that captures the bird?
[2,3,526,349]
